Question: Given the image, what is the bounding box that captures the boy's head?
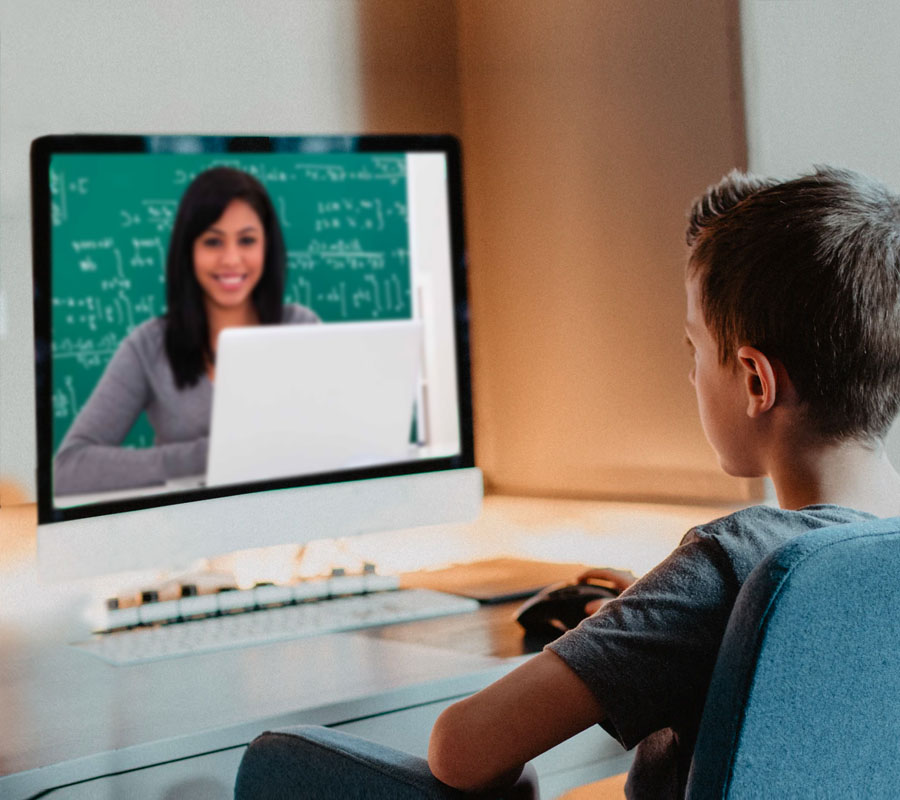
[686,166,900,444]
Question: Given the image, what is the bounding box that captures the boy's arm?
[427,649,604,792]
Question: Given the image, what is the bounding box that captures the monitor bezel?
[31,133,475,526]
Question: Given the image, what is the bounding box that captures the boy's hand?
[577,567,638,615]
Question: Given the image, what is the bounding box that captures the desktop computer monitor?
[31,134,481,581]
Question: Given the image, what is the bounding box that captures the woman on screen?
[54,167,319,497]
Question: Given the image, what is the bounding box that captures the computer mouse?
[514,579,620,639]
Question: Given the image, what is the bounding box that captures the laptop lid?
[206,320,423,487]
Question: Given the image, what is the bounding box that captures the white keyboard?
[73,588,480,666]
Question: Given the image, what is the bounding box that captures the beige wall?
[0,0,754,505]
[456,0,759,502]
[740,0,900,469]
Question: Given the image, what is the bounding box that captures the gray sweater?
[54,304,319,496]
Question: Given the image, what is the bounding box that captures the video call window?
[41,145,464,510]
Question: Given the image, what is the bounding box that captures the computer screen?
[32,134,481,580]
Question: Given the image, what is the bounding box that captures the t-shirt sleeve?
[547,529,738,750]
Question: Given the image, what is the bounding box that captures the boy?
[428,166,900,798]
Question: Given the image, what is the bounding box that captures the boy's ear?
[736,345,778,417]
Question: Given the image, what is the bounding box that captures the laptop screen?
[206,320,425,488]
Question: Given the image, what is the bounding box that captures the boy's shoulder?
[684,504,877,584]
[688,503,877,540]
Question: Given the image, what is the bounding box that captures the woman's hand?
[577,567,638,614]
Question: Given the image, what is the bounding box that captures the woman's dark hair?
[164,166,286,388]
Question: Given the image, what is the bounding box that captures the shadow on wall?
[0,481,29,507]
[356,0,463,135]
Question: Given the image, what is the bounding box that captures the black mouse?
[514,579,620,639]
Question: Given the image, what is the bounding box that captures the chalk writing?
[49,151,412,453]
[141,200,178,232]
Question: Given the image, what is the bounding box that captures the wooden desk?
[0,495,734,799]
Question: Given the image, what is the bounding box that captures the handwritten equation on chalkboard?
[49,152,412,453]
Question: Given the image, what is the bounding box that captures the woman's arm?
[55,433,207,495]
[54,332,207,495]
[427,650,604,792]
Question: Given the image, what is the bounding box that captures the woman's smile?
[212,272,251,289]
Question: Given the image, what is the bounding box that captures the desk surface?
[0,494,734,797]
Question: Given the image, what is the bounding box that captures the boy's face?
[685,275,762,477]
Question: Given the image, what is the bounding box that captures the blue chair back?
[686,516,900,798]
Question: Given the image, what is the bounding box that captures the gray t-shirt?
[54,304,319,495]
[548,504,876,799]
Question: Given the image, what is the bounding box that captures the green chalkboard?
[49,152,411,454]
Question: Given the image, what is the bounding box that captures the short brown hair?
[687,166,900,441]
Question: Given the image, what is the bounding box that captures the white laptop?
[206,320,423,487]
